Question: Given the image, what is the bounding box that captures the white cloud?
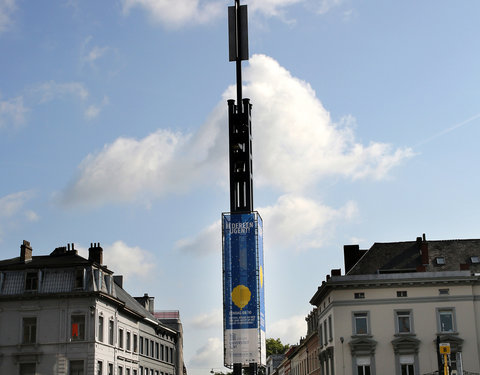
[268,314,307,345]
[175,220,220,255]
[0,191,32,218]
[190,309,222,329]
[122,0,223,29]
[0,191,35,243]
[260,194,357,251]
[85,96,109,120]
[248,0,304,18]
[0,0,15,34]
[316,0,343,15]
[61,54,411,207]
[189,337,223,367]
[102,240,156,279]
[0,96,27,128]
[31,81,89,103]
[176,194,357,255]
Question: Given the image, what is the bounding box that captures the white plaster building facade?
[309,236,480,375]
[0,241,184,375]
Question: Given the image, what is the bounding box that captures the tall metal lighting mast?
[223,2,266,375]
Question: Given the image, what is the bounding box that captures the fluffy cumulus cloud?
[189,337,223,367]
[61,54,412,207]
[102,241,156,279]
[176,194,357,254]
[122,0,223,28]
[0,96,28,129]
[268,314,307,345]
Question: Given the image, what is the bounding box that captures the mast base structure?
[223,1,266,373]
[222,211,266,371]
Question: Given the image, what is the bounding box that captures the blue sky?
[1,0,480,373]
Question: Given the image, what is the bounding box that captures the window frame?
[25,271,38,292]
[395,310,413,334]
[353,311,370,336]
[22,316,37,344]
[437,308,456,333]
[98,315,104,342]
[71,314,86,341]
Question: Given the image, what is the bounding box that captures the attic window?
[439,288,450,295]
[25,271,38,291]
[435,257,446,265]
[397,291,408,297]
[354,292,365,299]
[74,268,84,289]
[471,256,480,264]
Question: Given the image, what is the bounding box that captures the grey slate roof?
[348,238,480,275]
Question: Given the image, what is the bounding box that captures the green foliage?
[266,338,290,357]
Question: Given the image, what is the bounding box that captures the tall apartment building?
[308,235,480,375]
[0,240,184,375]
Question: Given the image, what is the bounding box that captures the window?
[400,355,415,375]
[150,340,154,357]
[319,323,323,346]
[155,342,159,359]
[353,312,369,335]
[69,360,84,375]
[165,346,169,362]
[356,357,371,375]
[396,311,412,333]
[75,268,84,289]
[133,370,138,375]
[127,331,131,351]
[19,363,36,375]
[118,366,123,375]
[97,361,103,375]
[354,292,365,299]
[323,320,327,344]
[71,315,85,341]
[108,364,114,375]
[119,328,124,348]
[161,344,164,360]
[133,334,138,353]
[328,315,333,341]
[439,288,450,295]
[109,320,114,345]
[170,348,173,363]
[438,309,455,333]
[471,256,480,264]
[23,317,37,344]
[397,291,407,297]
[25,271,38,291]
[435,257,445,265]
[127,369,131,375]
[145,338,149,356]
[98,316,104,342]
[140,336,144,354]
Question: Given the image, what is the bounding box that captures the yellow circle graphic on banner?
[232,285,251,310]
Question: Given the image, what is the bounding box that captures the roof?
[348,238,480,275]
[0,252,90,270]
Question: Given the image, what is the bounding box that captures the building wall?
[321,280,480,375]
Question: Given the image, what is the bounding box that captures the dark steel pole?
[235,0,242,114]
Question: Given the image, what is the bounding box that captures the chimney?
[113,275,123,288]
[20,240,32,262]
[419,234,429,266]
[88,243,103,265]
[331,269,341,276]
[344,244,367,274]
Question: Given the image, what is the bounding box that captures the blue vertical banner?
[223,212,266,367]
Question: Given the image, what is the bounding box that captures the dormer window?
[75,268,85,289]
[471,256,480,264]
[435,257,445,265]
[25,271,38,291]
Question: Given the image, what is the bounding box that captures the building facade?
[309,235,480,375]
[0,241,184,375]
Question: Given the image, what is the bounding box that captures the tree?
[266,338,290,357]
